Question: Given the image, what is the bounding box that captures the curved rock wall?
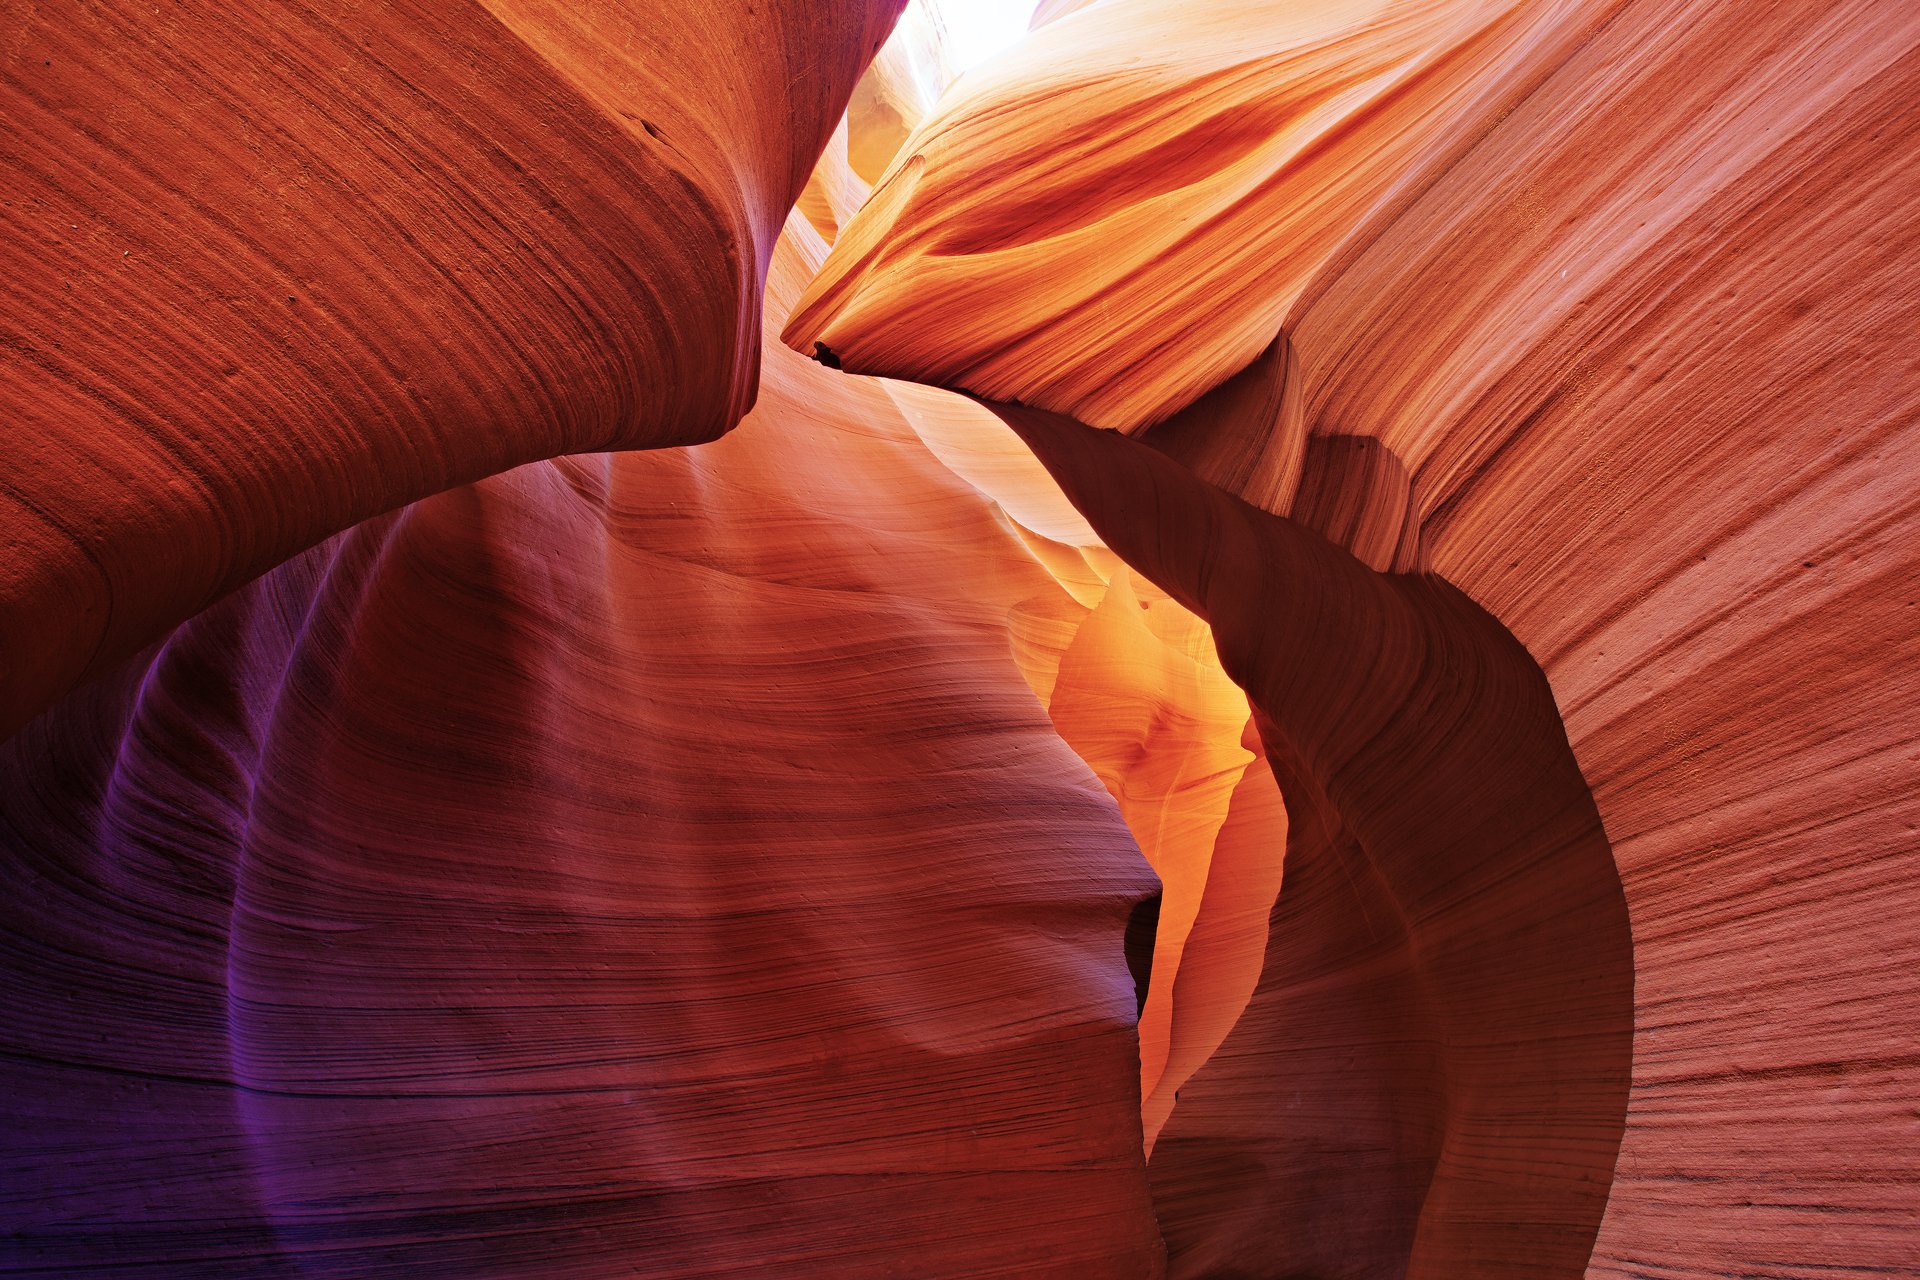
[0,221,1169,1278]
[0,0,903,737]
[4,0,1916,1275]
[789,0,1920,1275]
[998,403,1634,1277]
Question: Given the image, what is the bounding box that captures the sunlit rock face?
[4,0,1918,1278]
[995,402,1633,1277]
[0,4,1264,1273]
[793,0,1920,1277]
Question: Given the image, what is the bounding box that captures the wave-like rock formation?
[0,217,1183,1277]
[789,0,1920,1276]
[5,0,1918,1276]
[786,0,1585,432]
[0,0,904,739]
[2,10,1289,1269]
[999,401,1632,1276]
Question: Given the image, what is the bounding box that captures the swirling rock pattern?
[0,223,1171,1278]
[784,0,1577,432]
[5,0,1919,1276]
[790,0,1920,1276]
[998,402,1633,1277]
[5,5,1293,1273]
[0,0,904,739]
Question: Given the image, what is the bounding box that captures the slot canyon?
[1,0,1915,1275]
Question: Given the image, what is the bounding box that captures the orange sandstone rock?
[5,0,1916,1275]
[783,0,1573,432]
[788,0,1920,1274]
[997,402,1634,1277]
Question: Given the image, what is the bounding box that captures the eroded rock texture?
[0,0,904,738]
[0,221,1175,1278]
[4,0,1918,1276]
[792,0,1920,1276]
[999,402,1632,1278]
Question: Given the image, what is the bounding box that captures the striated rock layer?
[4,5,1298,1272]
[785,0,1580,433]
[0,0,904,739]
[996,401,1634,1277]
[790,0,1920,1276]
[0,221,1173,1278]
[4,0,1917,1275]
[777,5,1294,1170]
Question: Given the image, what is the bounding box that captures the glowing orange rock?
[997,402,1633,1277]
[783,0,1572,432]
[792,25,1292,1151]
[786,0,1920,1275]
[1013,560,1282,1151]
[6,0,1915,1274]
[0,3,1282,1248]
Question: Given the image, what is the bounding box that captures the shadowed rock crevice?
[1124,890,1164,1017]
[991,399,1634,1279]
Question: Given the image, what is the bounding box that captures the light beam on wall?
[941,0,1037,70]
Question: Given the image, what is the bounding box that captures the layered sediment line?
[0,0,905,738]
[787,1,1920,1272]
[0,220,1171,1278]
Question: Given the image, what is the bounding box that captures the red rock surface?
[784,0,1579,432]
[0,0,904,739]
[994,401,1634,1276]
[5,0,1919,1276]
[4,6,1296,1272]
[789,0,1920,1276]
[0,222,1173,1277]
